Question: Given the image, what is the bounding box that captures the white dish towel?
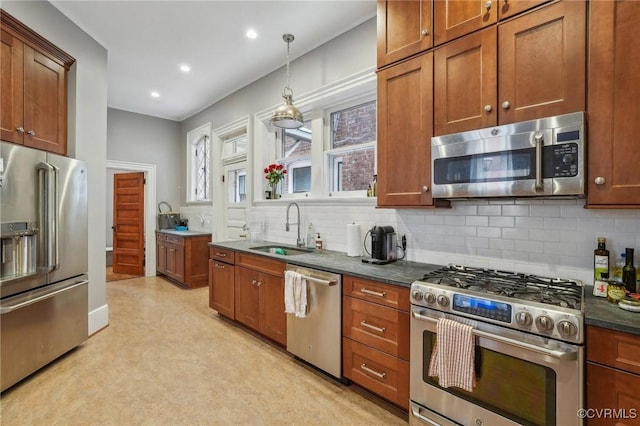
[428,318,476,392]
[284,270,307,318]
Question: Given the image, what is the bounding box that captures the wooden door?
[234,267,260,331]
[112,172,145,275]
[377,52,439,207]
[587,0,640,207]
[0,29,24,145]
[434,0,497,46]
[377,0,432,67]
[259,273,286,346]
[498,0,586,124]
[434,27,497,136]
[23,45,67,154]
[209,260,235,318]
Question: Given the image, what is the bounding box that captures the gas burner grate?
[421,265,583,310]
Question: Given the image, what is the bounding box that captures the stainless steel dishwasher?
[285,264,342,379]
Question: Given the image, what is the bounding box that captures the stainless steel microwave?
[431,112,585,199]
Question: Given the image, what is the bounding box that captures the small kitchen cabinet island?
[156,230,211,289]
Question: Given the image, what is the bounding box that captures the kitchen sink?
[250,245,312,256]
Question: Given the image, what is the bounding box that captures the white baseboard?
[88,303,109,336]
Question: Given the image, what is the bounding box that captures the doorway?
[106,160,157,279]
[112,172,145,276]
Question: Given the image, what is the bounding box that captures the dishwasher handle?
[286,265,340,286]
[301,275,336,286]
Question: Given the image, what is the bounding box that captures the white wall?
[3,1,109,333]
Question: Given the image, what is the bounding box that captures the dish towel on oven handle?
[428,317,476,392]
[284,270,307,318]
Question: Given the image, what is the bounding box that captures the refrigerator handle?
[37,162,59,272]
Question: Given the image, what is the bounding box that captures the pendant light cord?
[283,34,294,96]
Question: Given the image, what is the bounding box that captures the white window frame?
[186,123,211,204]
[324,97,377,198]
[253,68,377,202]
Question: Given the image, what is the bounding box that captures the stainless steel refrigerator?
[0,141,88,392]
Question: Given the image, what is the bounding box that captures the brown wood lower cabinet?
[156,232,210,288]
[342,275,410,410]
[233,253,286,346]
[586,326,640,426]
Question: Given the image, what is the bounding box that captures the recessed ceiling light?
[180,64,191,72]
[151,91,160,98]
[246,29,258,39]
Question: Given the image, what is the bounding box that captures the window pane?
[223,133,247,158]
[227,168,246,203]
[329,146,375,192]
[195,136,209,200]
[331,101,376,149]
[292,166,311,193]
[280,120,312,195]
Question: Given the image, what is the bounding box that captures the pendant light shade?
[271,34,303,129]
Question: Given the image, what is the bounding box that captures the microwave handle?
[534,133,543,191]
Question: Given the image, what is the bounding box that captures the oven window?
[422,331,556,426]
[434,148,535,184]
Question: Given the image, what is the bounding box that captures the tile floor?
[0,275,408,425]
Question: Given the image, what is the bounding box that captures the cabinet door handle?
[484,105,492,112]
[27,130,36,136]
[360,363,386,379]
[594,176,606,185]
[422,185,429,193]
[360,321,386,333]
[256,281,262,287]
[501,101,511,110]
[361,288,386,298]
[251,279,257,285]
[215,252,227,257]
[421,29,429,36]
[485,0,492,11]
[16,127,24,133]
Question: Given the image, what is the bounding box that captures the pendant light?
[270,34,303,129]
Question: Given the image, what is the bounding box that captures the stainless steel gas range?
[409,265,584,426]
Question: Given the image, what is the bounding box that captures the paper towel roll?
[346,223,362,257]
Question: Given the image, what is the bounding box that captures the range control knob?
[562,153,575,165]
[557,320,577,338]
[535,315,554,332]
[411,290,423,301]
[436,294,450,307]
[515,311,533,327]
[425,293,436,304]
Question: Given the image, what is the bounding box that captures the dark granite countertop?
[584,288,640,336]
[158,229,212,237]
[209,239,442,287]
[211,240,640,335]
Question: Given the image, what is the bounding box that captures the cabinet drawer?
[165,234,184,245]
[343,337,409,410]
[236,252,285,277]
[156,232,167,242]
[209,247,235,264]
[587,362,640,426]
[343,275,410,311]
[587,326,640,375]
[343,296,410,361]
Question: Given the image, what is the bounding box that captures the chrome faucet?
[285,202,304,247]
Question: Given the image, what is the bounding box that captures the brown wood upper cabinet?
[377,52,444,207]
[433,0,586,136]
[0,11,74,155]
[586,0,640,208]
[377,0,432,68]
[434,0,497,46]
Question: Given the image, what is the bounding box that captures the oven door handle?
[411,311,577,361]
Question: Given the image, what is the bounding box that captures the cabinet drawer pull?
[215,264,225,269]
[360,363,386,379]
[16,127,24,133]
[27,130,36,136]
[361,288,386,298]
[215,252,227,257]
[360,321,386,333]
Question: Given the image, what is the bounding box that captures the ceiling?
[50,1,376,122]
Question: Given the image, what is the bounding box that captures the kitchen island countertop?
[210,240,640,335]
[158,229,212,237]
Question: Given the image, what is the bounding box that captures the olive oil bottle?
[594,237,610,281]
[622,248,637,294]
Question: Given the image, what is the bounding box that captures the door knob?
[594,176,606,185]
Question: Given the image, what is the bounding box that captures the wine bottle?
[622,248,637,294]
[594,237,609,281]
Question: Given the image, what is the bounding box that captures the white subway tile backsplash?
[247,198,639,282]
